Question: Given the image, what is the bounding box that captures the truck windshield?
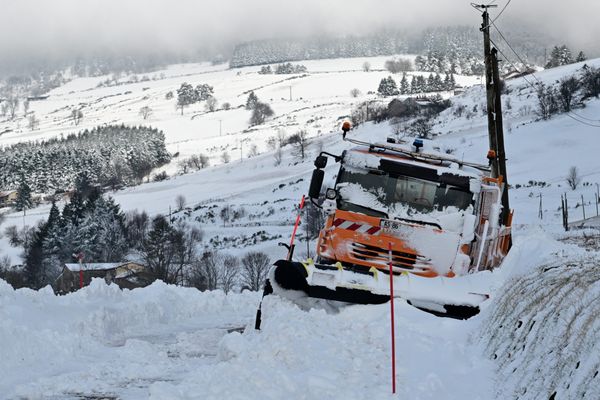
[337,167,473,216]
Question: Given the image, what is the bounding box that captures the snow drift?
[480,236,600,400]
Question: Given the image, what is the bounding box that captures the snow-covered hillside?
[1,55,600,399]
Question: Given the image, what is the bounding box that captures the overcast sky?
[1,0,598,65]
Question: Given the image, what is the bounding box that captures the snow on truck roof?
[344,144,484,181]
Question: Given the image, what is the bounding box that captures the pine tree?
[400,73,409,94]
[576,51,587,63]
[15,176,33,212]
[426,74,435,92]
[416,76,426,93]
[377,76,399,96]
[558,45,573,66]
[246,91,258,110]
[546,45,573,68]
[62,190,86,226]
[41,201,65,286]
[414,55,425,71]
[433,73,443,92]
[143,215,179,283]
[410,76,417,94]
[23,226,47,289]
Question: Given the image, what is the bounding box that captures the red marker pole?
[287,195,306,259]
[77,252,84,289]
[388,242,396,394]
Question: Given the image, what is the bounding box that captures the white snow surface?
[0,278,495,400]
[1,55,600,398]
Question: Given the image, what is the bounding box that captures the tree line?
[2,184,272,293]
[377,72,457,96]
[0,124,171,195]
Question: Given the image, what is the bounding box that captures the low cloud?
[0,0,598,70]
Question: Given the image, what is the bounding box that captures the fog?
[1,0,598,70]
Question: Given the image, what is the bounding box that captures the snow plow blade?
[268,259,485,320]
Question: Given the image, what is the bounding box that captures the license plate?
[380,219,406,235]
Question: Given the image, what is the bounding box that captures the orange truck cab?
[267,133,512,319]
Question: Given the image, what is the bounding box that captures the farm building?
[55,261,154,294]
[0,190,18,207]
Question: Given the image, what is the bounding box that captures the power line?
[489,37,600,127]
[471,0,510,27]
[471,2,600,127]
[489,0,511,26]
[491,22,600,124]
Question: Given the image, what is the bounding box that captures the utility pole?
[478,4,498,177]
[477,3,510,226]
[289,86,293,101]
[492,48,510,225]
[219,119,222,136]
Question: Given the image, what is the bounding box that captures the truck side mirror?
[314,155,327,169]
[309,169,325,199]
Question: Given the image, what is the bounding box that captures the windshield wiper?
[340,200,388,219]
[393,217,442,230]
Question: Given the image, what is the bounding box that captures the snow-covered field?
[1,55,600,399]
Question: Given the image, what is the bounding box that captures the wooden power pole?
[477,4,511,226]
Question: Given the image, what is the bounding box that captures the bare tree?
[221,151,230,164]
[247,143,259,158]
[384,58,413,73]
[350,88,361,98]
[186,154,210,170]
[566,166,581,190]
[409,117,433,138]
[27,113,39,131]
[240,251,271,291]
[71,109,83,125]
[1,102,9,117]
[175,194,186,211]
[192,251,221,290]
[220,254,239,294]
[220,204,231,227]
[7,96,19,120]
[276,129,287,148]
[288,129,310,160]
[222,102,231,110]
[558,77,579,112]
[22,99,30,116]
[205,96,218,112]
[274,146,283,166]
[139,106,153,120]
[362,61,371,72]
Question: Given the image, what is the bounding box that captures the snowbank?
[479,235,600,399]
[0,277,495,399]
[0,279,260,398]
[148,297,494,400]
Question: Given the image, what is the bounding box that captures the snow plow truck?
[261,122,512,321]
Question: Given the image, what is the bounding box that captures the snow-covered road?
[2,229,598,399]
[1,278,494,400]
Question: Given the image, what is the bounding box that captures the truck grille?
[350,242,431,271]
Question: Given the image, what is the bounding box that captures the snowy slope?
[1,55,600,399]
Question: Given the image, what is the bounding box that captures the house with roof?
[54,261,154,294]
[0,190,18,207]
